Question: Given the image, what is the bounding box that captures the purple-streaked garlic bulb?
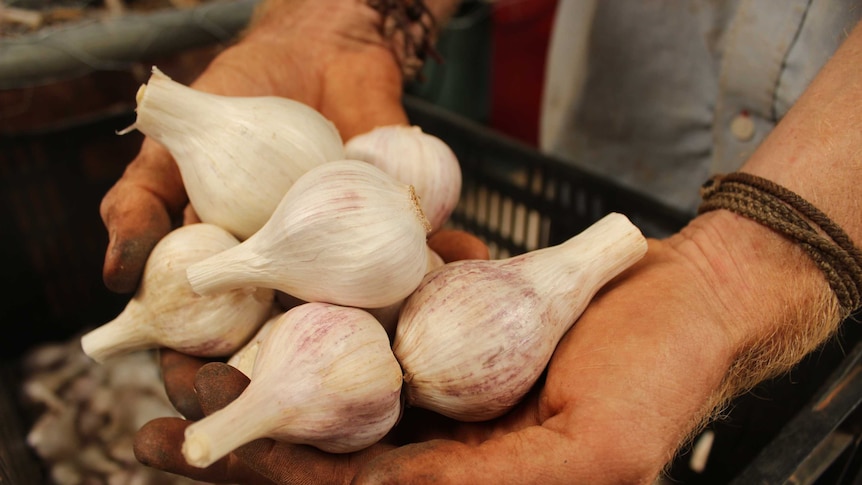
[394,213,647,421]
[182,302,403,468]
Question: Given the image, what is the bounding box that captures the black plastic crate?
[405,96,691,258]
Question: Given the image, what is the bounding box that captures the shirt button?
[730,113,755,141]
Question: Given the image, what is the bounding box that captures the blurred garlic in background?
[21,337,211,485]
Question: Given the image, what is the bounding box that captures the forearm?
[686,20,862,403]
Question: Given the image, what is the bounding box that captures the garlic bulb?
[182,302,403,468]
[393,213,647,421]
[186,160,432,309]
[23,340,196,484]
[344,124,462,233]
[81,224,274,363]
[120,66,345,240]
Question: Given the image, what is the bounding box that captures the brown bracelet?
[367,0,442,80]
[698,172,862,318]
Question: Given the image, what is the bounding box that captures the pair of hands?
[125,226,752,485]
[130,234,738,485]
[99,1,757,483]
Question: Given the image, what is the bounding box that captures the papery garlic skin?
[124,67,344,240]
[394,213,647,421]
[187,160,431,309]
[345,125,462,233]
[81,224,274,364]
[182,303,403,468]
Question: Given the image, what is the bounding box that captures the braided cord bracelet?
[698,172,862,318]
[367,0,442,80]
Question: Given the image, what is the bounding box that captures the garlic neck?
[524,214,646,292]
[514,213,647,334]
[182,390,278,468]
[134,72,220,157]
[187,244,270,295]
[80,303,153,364]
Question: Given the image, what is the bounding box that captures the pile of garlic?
[71,66,649,471]
[21,338,210,485]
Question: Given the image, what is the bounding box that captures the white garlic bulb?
[81,224,274,363]
[121,66,345,240]
[344,124,462,233]
[394,213,647,421]
[182,302,403,468]
[186,160,432,309]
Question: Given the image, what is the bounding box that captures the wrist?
[366,0,445,80]
[669,210,841,397]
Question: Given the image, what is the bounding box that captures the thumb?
[134,417,275,484]
[99,140,187,293]
[100,183,174,293]
[194,361,251,415]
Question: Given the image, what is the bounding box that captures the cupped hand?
[134,228,493,483]
[132,214,777,485]
[100,0,408,293]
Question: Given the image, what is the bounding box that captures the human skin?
[113,0,861,483]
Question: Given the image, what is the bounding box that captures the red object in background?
[489,0,558,147]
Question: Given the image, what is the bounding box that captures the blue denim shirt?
[540,0,861,215]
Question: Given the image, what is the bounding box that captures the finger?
[183,203,201,225]
[236,438,393,485]
[428,229,490,263]
[194,361,251,415]
[134,417,275,485]
[354,429,583,485]
[99,140,187,293]
[159,349,209,420]
[100,183,174,293]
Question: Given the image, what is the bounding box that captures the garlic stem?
[184,246,268,295]
[529,213,647,342]
[80,309,151,364]
[182,391,274,468]
[522,212,647,306]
